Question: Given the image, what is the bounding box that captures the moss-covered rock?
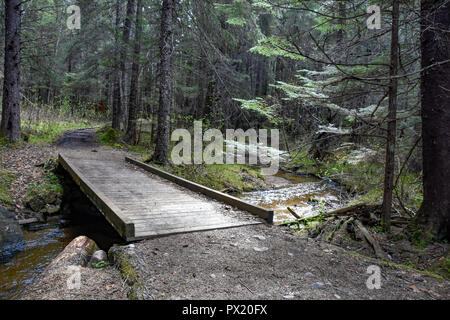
[25,183,62,213]
[24,174,63,214]
[97,127,122,145]
[108,245,142,300]
[428,256,450,280]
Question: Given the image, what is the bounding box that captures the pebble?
[312,282,325,289]
[288,252,294,257]
[253,247,269,252]
[210,274,216,279]
[90,250,108,265]
[334,294,341,299]
[336,287,353,296]
[253,235,266,241]
[303,272,316,279]
[283,295,295,299]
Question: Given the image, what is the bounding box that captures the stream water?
[0,224,73,300]
[0,216,124,300]
[237,171,345,224]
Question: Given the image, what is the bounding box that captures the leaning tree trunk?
[112,0,122,130]
[416,0,450,241]
[153,0,174,164]
[1,0,22,142]
[381,0,400,232]
[125,0,143,144]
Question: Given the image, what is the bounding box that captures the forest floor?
[2,127,448,300]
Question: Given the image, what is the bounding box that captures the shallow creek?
[237,171,345,224]
[0,216,124,300]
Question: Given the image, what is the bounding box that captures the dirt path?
[20,129,450,300]
[115,224,448,300]
[56,128,100,149]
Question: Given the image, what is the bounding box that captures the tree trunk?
[1,0,22,142]
[153,0,174,164]
[112,0,122,130]
[120,0,136,131]
[416,0,450,241]
[381,0,400,232]
[125,0,142,144]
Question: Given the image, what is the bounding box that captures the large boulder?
[0,206,24,263]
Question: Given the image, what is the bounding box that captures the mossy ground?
[97,126,153,156]
[0,170,16,209]
[164,164,265,192]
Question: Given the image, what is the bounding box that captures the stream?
[237,171,346,224]
[0,216,124,300]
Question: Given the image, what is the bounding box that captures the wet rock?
[312,282,325,289]
[0,206,24,263]
[303,272,316,279]
[90,250,108,266]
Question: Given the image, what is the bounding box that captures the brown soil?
[0,143,58,220]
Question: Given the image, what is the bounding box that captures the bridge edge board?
[58,154,135,241]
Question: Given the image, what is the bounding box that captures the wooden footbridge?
[58,153,273,241]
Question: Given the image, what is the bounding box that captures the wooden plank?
[123,209,216,217]
[113,201,211,209]
[122,208,217,217]
[125,157,274,223]
[106,196,196,203]
[58,154,135,240]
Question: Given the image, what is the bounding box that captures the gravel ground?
[20,265,129,300]
[122,223,449,300]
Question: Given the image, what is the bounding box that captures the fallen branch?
[353,219,388,260]
[287,207,302,220]
[324,204,368,216]
[18,217,40,225]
